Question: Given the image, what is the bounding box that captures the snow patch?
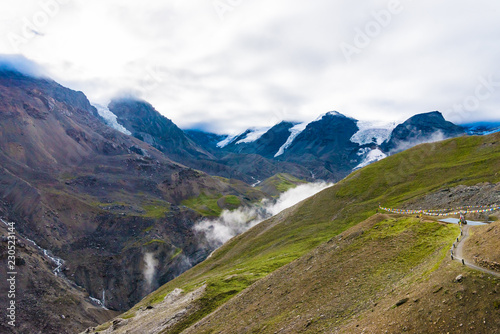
[274,122,308,157]
[351,121,397,145]
[355,149,387,170]
[235,127,271,144]
[217,134,237,148]
[93,104,132,135]
[357,147,371,156]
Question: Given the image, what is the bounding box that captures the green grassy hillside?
[181,215,461,333]
[94,132,500,333]
[256,173,307,197]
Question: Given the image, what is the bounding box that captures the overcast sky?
[1,0,500,134]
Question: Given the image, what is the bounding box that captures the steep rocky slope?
[110,99,311,183]
[108,98,213,162]
[0,69,266,332]
[0,221,119,334]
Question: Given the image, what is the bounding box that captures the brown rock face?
[0,69,265,332]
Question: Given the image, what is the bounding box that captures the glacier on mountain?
[354,148,387,170]
[93,104,132,135]
[274,122,308,157]
[350,120,397,145]
[216,127,271,148]
[217,134,237,148]
[236,127,271,144]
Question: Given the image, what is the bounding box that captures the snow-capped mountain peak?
[313,111,351,122]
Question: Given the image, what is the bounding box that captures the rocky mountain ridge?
[186,110,467,181]
[0,69,269,333]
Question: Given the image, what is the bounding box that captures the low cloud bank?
[390,131,448,154]
[194,182,333,248]
[0,54,47,77]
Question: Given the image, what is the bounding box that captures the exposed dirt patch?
[340,261,500,333]
[465,220,500,272]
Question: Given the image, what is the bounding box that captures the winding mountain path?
[453,225,500,278]
[380,204,500,277]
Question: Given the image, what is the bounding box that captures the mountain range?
[102,97,490,183]
[0,64,499,333]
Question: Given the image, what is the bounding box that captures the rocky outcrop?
[473,257,500,272]
[109,98,213,162]
[81,285,207,334]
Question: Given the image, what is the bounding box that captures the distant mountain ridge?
[109,98,214,161]
[185,110,470,181]
[463,122,500,136]
[382,111,465,152]
[107,98,311,183]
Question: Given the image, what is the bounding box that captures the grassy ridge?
[182,216,459,333]
[181,193,224,216]
[118,133,500,332]
[256,173,307,196]
[181,194,243,216]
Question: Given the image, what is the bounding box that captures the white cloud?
[194,181,333,248]
[1,0,500,134]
